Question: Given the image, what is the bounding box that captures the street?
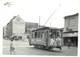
[3,39,77,56]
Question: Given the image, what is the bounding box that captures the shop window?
[69,18,76,26]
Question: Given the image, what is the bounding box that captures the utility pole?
[50,23,51,27]
[39,16,40,28]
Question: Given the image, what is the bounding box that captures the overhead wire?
[44,4,61,27]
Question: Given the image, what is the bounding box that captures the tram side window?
[39,32,41,38]
[33,32,41,38]
[59,31,62,37]
[38,32,42,38]
[42,32,45,38]
[40,32,42,38]
[38,32,40,38]
[35,32,37,38]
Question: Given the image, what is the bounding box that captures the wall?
[64,13,78,32]
[25,22,38,34]
[12,15,25,35]
[6,20,13,38]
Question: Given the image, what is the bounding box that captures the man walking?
[67,39,71,49]
[10,36,15,55]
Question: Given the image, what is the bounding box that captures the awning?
[63,32,78,37]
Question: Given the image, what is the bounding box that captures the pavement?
[3,39,78,56]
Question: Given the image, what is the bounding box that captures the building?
[63,13,78,46]
[3,26,7,38]
[6,19,13,38]
[3,15,39,40]
[25,22,38,36]
[5,15,26,40]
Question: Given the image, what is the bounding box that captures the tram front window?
[32,32,37,38]
[50,32,56,38]
[50,32,60,38]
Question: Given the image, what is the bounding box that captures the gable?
[13,15,25,23]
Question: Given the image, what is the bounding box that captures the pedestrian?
[10,36,15,55]
[67,39,71,49]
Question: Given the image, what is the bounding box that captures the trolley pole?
[44,4,61,26]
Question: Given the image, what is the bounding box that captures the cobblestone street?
[3,39,77,56]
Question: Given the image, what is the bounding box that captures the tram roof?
[32,27,61,32]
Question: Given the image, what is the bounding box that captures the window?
[38,32,40,38]
[40,32,42,38]
[49,30,56,38]
[56,32,60,37]
[69,18,76,26]
[42,32,45,38]
[35,32,37,38]
[49,30,60,38]
[32,32,35,38]
[32,31,43,38]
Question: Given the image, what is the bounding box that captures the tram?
[29,27,63,50]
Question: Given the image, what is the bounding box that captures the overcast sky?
[0,0,79,28]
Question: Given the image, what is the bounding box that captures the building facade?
[3,15,39,40]
[6,19,13,38]
[5,15,26,40]
[63,13,78,46]
[25,22,38,36]
[3,26,7,38]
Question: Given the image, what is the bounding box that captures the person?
[67,39,71,49]
[56,37,62,50]
[10,37,15,55]
[50,39,54,45]
[56,37,61,45]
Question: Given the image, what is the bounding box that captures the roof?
[26,22,38,24]
[32,27,60,32]
[64,13,78,19]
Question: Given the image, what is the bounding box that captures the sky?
[0,0,79,28]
